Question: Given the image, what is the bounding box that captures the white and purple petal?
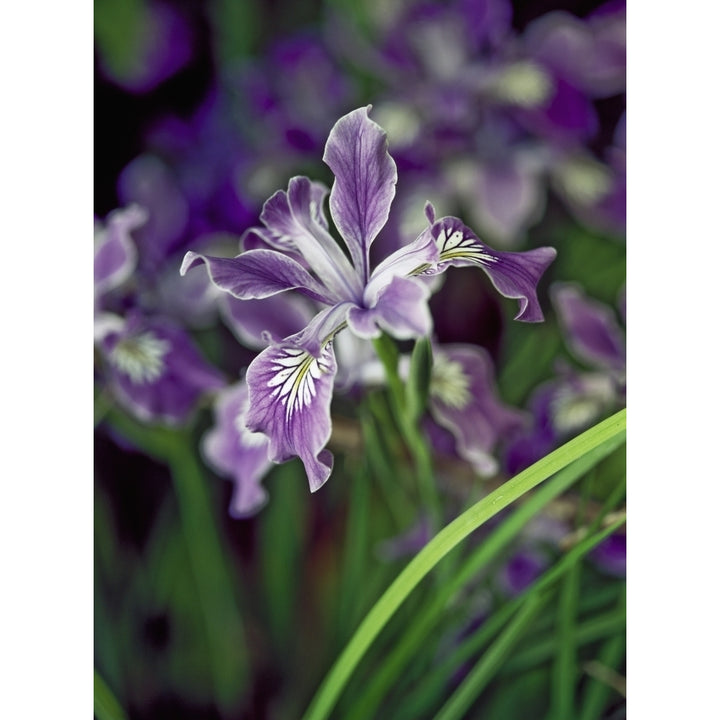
[429,216,556,322]
[259,176,363,301]
[201,381,273,518]
[323,106,398,284]
[180,249,333,304]
[347,276,432,341]
[245,340,338,492]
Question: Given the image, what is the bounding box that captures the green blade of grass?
[301,409,626,720]
[94,669,127,720]
[578,588,627,720]
[434,591,551,720]
[549,563,581,720]
[346,421,626,720]
[394,518,626,720]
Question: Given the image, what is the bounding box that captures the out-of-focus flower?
[182,107,556,492]
[506,282,625,474]
[201,381,272,518]
[424,344,526,476]
[95,311,225,425]
[591,531,626,577]
[94,205,146,302]
[95,0,194,94]
[95,206,225,425]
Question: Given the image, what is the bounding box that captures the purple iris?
[181,106,556,492]
[95,205,225,426]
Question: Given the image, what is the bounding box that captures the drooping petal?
[180,249,333,304]
[428,345,526,476]
[429,216,556,322]
[347,276,432,340]
[323,106,398,284]
[94,205,146,297]
[259,176,362,301]
[552,283,625,371]
[201,381,272,518]
[245,339,338,492]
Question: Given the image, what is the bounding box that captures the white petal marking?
[436,227,497,265]
[267,345,334,420]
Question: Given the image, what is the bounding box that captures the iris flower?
[182,106,555,491]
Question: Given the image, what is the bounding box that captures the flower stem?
[372,334,442,530]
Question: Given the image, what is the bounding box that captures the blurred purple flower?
[96,310,224,425]
[590,531,626,577]
[201,380,272,518]
[182,107,556,492]
[505,283,625,474]
[424,344,526,476]
[95,207,224,425]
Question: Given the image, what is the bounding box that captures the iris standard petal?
[180,249,334,304]
[429,216,556,322]
[259,176,363,301]
[245,339,337,492]
[323,106,398,284]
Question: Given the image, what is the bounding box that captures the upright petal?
[245,340,338,492]
[429,216,556,322]
[259,176,363,301]
[180,249,333,304]
[323,106,398,284]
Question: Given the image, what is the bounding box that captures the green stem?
[372,334,441,529]
[301,409,626,720]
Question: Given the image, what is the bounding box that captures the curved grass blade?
[302,409,626,720]
[94,669,127,720]
[346,423,625,720]
[394,517,626,720]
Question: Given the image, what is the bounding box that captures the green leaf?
[301,409,626,720]
[94,669,127,720]
[434,591,550,720]
[549,563,581,720]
